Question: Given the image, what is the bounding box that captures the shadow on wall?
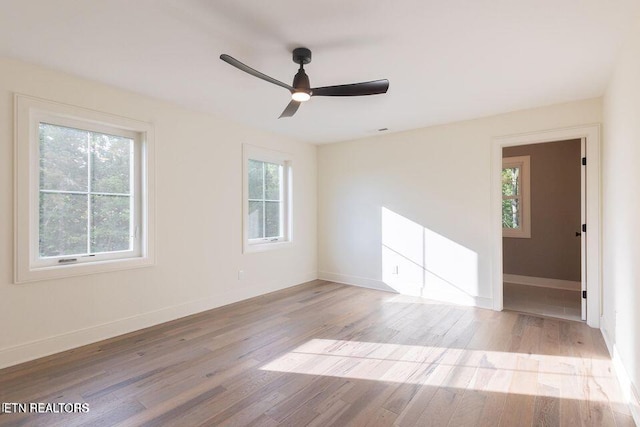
[381,207,479,305]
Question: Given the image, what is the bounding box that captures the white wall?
[0,58,317,368]
[602,17,640,421]
[318,98,601,308]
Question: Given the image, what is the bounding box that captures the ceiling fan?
[220,47,389,118]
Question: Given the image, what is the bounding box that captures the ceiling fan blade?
[279,100,301,118]
[311,79,389,97]
[220,54,293,91]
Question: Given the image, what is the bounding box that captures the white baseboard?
[0,271,318,369]
[318,271,493,310]
[503,274,581,291]
[318,271,395,293]
[601,318,640,426]
[632,387,640,427]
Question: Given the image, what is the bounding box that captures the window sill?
[502,231,531,239]
[243,240,293,254]
[15,256,154,284]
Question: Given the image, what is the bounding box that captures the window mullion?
[40,189,89,195]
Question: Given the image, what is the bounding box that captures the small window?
[15,95,155,282]
[502,155,531,238]
[243,145,292,252]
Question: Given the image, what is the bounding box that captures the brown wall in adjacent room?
[502,139,581,282]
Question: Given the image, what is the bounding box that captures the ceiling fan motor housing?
[293,69,310,91]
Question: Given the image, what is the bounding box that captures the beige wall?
[0,58,317,368]
[602,17,640,419]
[502,140,581,282]
[318,98,601,308]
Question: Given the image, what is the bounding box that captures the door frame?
[491,124,601,328]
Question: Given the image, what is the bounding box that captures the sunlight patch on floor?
[260,338,619,404]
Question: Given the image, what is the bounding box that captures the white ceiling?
[1,0,639,144]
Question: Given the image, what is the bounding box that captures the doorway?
[491,125,601,328]
[501,139,584,321]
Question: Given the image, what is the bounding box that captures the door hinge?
[582,224,586,233]
[582,290,587,299]
[582,157,587,166]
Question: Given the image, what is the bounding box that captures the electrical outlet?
[393,265,399,275]
[238,270,244,280]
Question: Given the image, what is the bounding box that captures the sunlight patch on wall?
[381,207,479,304]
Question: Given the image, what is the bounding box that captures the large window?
[15,95,155,282]
[38,123,137,261]
[502,155,531,238]
[243,145,292,252]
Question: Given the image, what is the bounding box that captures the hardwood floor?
[0,280,633,426]
[503,282,582,322]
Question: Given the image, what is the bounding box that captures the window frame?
[247,159,285,243]
[34,116,141,267]
[242,144,292,253]
[15,94,155,283]
[502,155,531,238]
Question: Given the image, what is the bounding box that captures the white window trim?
[14,94,155,283]
[502,155,531,238]
[242,144,293,253]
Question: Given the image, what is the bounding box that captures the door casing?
[491,125,601,328]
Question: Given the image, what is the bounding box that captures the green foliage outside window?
[248,159,282,240]
[502,167,520,229]
[39,123,133,257]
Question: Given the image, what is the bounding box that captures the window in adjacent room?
[15,95,155,282]
[502,155,531,238]
[243,145,292,252]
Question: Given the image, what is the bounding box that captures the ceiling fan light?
[292,91,311,102]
